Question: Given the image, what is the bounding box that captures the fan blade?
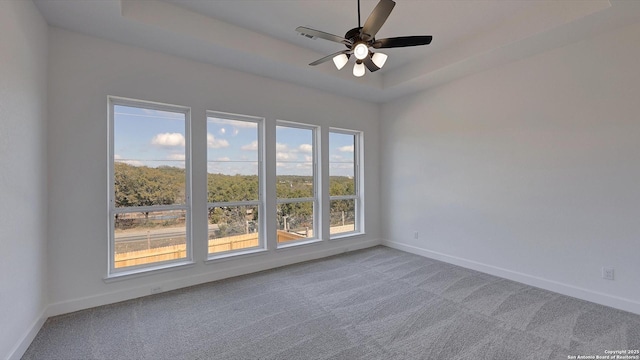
[296,27,352,45]
[362,56,380,72]
[309,50,351,66]
[361,0,396,40]
[372,36,432,48]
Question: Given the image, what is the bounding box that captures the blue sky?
[328,132,355,179]
[114,105,354,177]
[114,105,186,168]
[276,125,313,177]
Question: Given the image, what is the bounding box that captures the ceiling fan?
[296,0,432,77]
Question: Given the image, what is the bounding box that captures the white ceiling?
[33,0,640,103]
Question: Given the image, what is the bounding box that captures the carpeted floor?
[23,246,640,359]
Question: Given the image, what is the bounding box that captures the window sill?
[104,260,196,283]
[276,238,322,250]
[330,231,365,241]
[205,248,268,263]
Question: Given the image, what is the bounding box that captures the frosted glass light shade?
[332,54,349,70]
[354,43,369,60]
[353,62,365,77]
[371,52,388,68]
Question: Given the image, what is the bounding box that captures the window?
[108,97,191,275]
[108,97,365,275]
[206,112,264,256]
[276,122,318,245]
[329,129,362,236]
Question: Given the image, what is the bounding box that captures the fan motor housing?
[345,27,371,47]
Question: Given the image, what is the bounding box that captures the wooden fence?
[115,228,342,268]
[115,244,188,268]
[208,233,259,254]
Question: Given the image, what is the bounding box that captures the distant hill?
[115,162,355,206]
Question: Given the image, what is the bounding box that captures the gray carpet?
[23,246,640,360]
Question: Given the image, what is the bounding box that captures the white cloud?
[168,153,185,161]
[217,125,239,136]
[304,155,313,162]
[330,163,354,170]
[116,159,145,167]
[114,154,144,167]
[276,152,292,161]
[299,144,313,153]
[276,160,313,176]
[275,143,306,162]
[296,163,312,169]
[338,145,354,152]
[207,133,229,149]
[152,133,185,147]
[124,160,145,166]
[241,141,258,151]
[208,161,258,176]
[216,157,231,161]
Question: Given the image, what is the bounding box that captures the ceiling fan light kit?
[353,61,366,77]
[333,53,349,70]
[371,52,388,68]
[296,0,432,77]
[354,43,369,60]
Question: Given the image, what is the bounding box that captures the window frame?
[275,120,320,247]
[206,111,265,259]
[329,128,363,238]
[107,96,193,277]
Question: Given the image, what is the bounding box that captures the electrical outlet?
[150,286,164,294]
[602,267,615,280]
[413,231,419,239]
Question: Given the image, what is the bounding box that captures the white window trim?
[107,96,193,277]
[206,111,265,259]
[329,128,364,238]
[276,120,320,247]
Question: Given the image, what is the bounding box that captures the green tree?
[114,163,185,222]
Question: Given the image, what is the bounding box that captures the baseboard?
[6,307,48,360]
[382,239,640,315]
[47,238,381,317]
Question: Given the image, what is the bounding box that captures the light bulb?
[353,43,369,60]
[371,52,388,69]
[353,62,365,77]
[332,54,349,70]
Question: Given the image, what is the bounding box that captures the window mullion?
[113,204,189,214]
[329,195,358,201]
[209,200,261,207]
[276,197,315,204]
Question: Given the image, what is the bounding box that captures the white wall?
[381,21,640,314]
[46,28,381,314]
[0,1,49,359]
